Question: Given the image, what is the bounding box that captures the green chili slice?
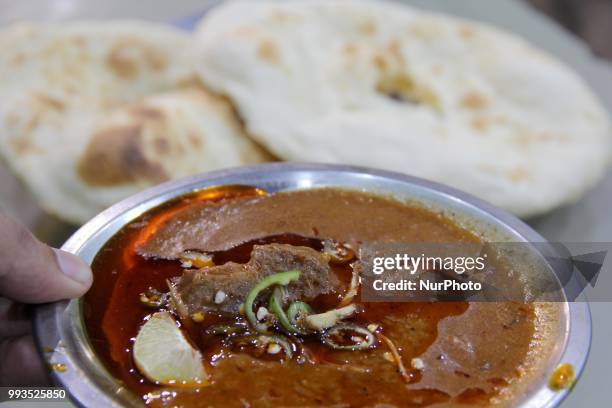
[287,301,313,326]
[269,288,310,335]
[258,334,295,359]
[244,270,300,332]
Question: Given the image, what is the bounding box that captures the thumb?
[0,214,92,303]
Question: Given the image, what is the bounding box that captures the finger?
[0,335,49,386]
[0,214,92,303]
[0,299,31,338]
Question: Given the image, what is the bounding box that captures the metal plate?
[34,163,590,408]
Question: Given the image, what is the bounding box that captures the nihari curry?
[84,186,562,407]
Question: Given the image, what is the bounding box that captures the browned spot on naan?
[9,138,42,155]
[460,91,488,110]
[459,25,475,39]
[7,94,66,145]
[33,93,65,112]
[257,39,280,65]
[376,72,439,109]
[371,40,405,73]
[11,53,25,66]
[372,54,388,72]
[358,20,377,35]
[508,167,530,182]
[387,39,404,62]
[188,132,204,148]
[470,117,490,132]
[130,105,164,120]
[343,42,359,56]
[76,124,168,186]
[106,38,168,79]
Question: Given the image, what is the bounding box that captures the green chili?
[269,287,309,335]
[244,270,300,332]
[258,334,295,359]
[287,301,313,326]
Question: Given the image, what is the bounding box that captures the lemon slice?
[133,312,208,386]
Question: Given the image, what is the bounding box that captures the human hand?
[0,213,92,386]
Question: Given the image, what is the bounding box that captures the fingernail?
[53,249,92,285]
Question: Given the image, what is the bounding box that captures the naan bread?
[75,87,271,211]
[194,0,612,217]
[0,22,271,224]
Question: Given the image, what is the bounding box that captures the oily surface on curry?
[84,187,560,407]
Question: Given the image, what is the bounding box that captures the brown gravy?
[84,186,554,407]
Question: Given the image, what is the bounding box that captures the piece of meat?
[249,244,338,300]
[170,243,339,315]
